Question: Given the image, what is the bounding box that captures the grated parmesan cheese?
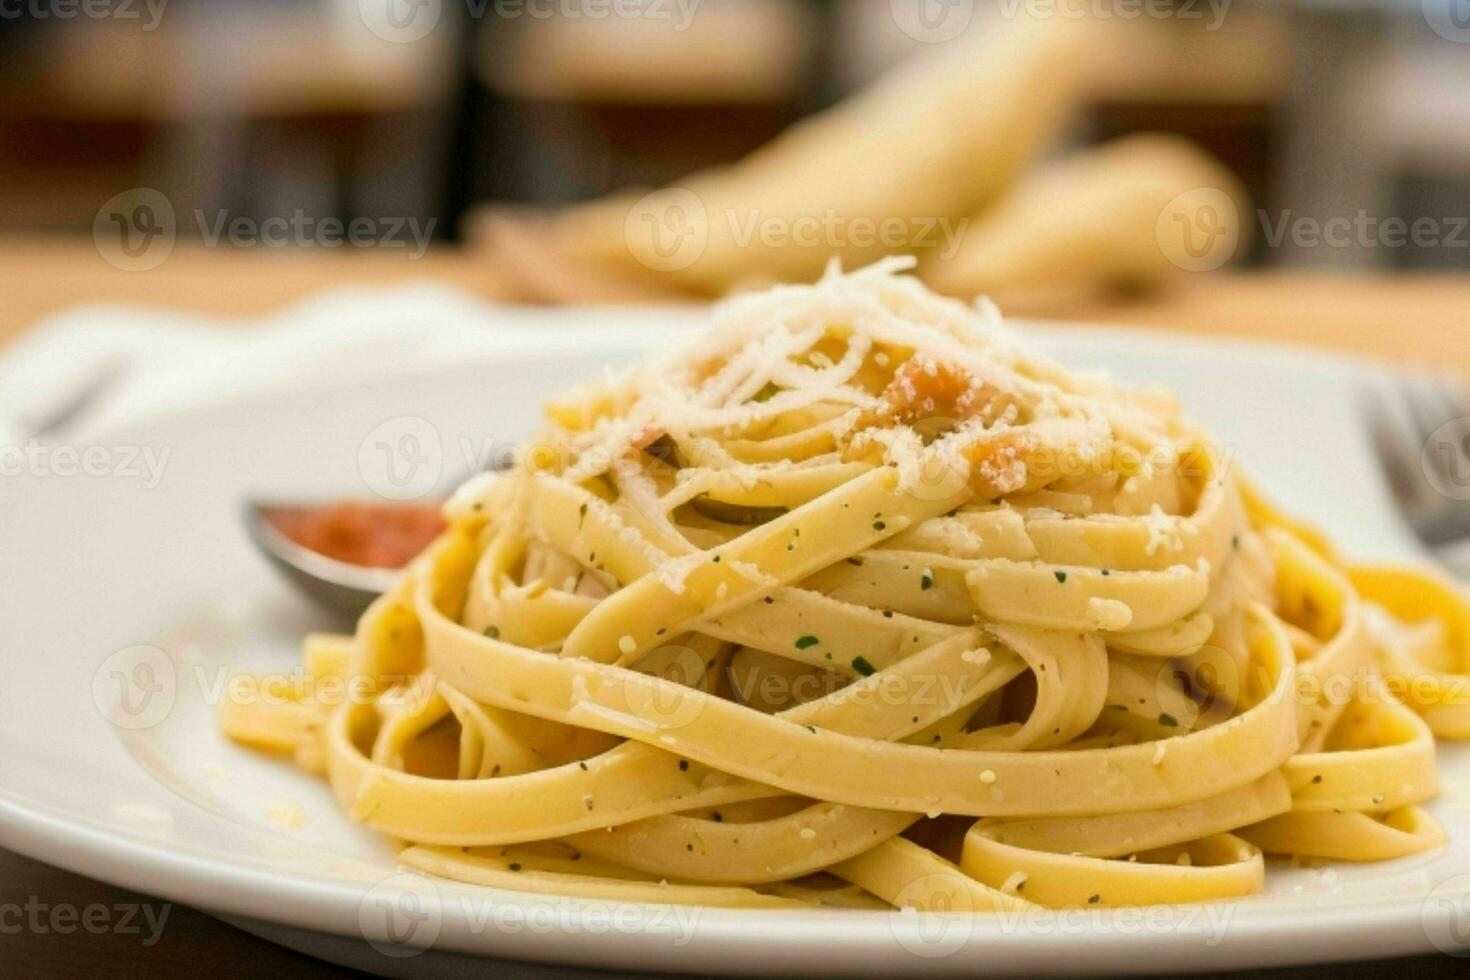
[1142,504,1184,557]
[1088,597,1133,631]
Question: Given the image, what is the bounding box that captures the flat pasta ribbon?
[222,260,1470,911]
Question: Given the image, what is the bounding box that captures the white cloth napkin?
[0,284,704,443]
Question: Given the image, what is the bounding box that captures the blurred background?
[5,9,1470,969]
[2,0,1470,319]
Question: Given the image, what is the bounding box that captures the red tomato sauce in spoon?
[265,500,446,569]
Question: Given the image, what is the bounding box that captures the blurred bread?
[920,134,1250,300]
[473,16,1089,300]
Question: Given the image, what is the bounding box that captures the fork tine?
[1404,378,1448,439]
[1428,379,1464,426]
[1433,378,1467,426]
[1364,373,1470,556]
[1407,377,1469,487]
[1360,380,1433,503]
[25,357,128,441]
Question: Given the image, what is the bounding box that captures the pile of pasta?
[224,260,1470,912]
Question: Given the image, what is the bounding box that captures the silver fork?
[2,358,128,444]
[1361,374,1470,570]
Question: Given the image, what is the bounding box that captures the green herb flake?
[795,634,820,650]
[851,656,877,677]
[578,502,588,529]
[484,625,500,639]
[1158,712,1179,728]
[1088,894,1100,905]
[1054,570,1068,584]
[919,568,935,591]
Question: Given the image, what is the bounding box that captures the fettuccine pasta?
[223,259,1470,911]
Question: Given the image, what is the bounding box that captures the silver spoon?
[243,501,407,621]
[243,460,503,620]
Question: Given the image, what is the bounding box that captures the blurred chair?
[468,0,820,203]
[1344,32,1470,270]
[0,1,456,241]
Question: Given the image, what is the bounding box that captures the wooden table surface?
[2,236,1469,374]
[3,237,1469,976]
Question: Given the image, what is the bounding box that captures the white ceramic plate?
[3,322,1469,976]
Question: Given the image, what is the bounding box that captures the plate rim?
[3,318,1463,975]
[0,789,1453,974]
